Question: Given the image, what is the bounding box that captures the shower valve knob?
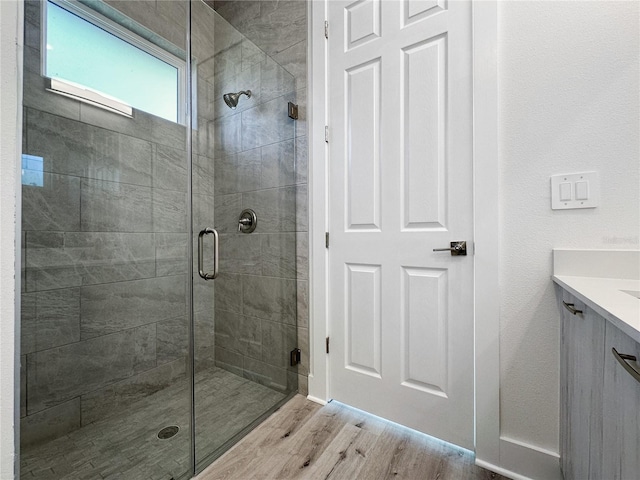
[238,209,257,234]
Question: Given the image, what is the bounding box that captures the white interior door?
[327,0,474,449]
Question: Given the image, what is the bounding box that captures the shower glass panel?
[20,1,192,478]
[19,0,300,478]
[191,1,299,470]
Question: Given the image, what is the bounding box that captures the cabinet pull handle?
[612,348,640,384]
[562,302,583,315]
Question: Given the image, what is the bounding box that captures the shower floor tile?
[20,367,286,480]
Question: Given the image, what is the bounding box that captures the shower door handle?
[198,228,219,280]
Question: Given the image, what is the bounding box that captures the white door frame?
[307,0,499,469]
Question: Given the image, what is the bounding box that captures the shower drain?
[157,425,180,440]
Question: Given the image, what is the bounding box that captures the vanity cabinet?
[602,322,640,478]
[560,291,640,480]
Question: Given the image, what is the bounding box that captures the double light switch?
[551,172,599,210]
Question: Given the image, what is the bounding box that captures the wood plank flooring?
[197,395,508,480]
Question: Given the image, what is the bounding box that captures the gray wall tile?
[81,179,152,232]
[153,189,188,233]
[213,113,242,158]
[214,273,243,313]
[215,0,306,57]
[25,232,156,290]
[155,233,189,276]
[261,139,295,189]
[20,356,27,418]
[260,57,295,104]
[21,294,37,355]
[261,320,297,368]
[80,275,187,339]
[297,280,309,329]
[213,194,242,234]
[153,144,188,192]
[35,288,81,351]
[79,103,186,150]
[27,109,153,187]
[195,310,216,369]
[27,324,156,414]
[22,70,81,122]
[262,233,296,278]
[242,357,288,392]
[20,398,81,448]
[80,359,187,426]
[241,95,296,150]
[243,186,297,233]
[295,88,307,138]
[157,316,189,365]
[219,234,261,275]
[22,173,81,232]
[296,232,308,280]
[214,148,261,195]
[194,155,216,196]
[242,39,266,71]
[193,193,215,228]
[214,347,244,377]
[296,184,308,232]
[214,310,261,359]
[272,40,307,90]
[242,275,296,324]
[193,275,215,315]
[294,135,308,184]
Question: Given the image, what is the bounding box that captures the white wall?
[499,0,639,453]
[0,1,22,478]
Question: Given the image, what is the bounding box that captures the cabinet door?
[560,291,604,480]
[603,322,640,479]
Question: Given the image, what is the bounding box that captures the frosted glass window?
[45,1,181,123]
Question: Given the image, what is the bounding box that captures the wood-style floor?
[197,395,508,480]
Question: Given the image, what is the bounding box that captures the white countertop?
[553,275,640,343]
[552,249,640,344]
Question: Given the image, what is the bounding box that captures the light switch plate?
[551,172,599,210]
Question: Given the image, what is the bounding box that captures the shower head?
[223,90,252,109]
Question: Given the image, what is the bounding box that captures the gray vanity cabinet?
[603,322,640,479]
[560,292,604,480]
[560,290,640,480]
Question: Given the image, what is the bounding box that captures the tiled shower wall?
[207,13,303,393]
[20,0,218,446]
[212,0,310,395]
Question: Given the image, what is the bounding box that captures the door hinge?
[290,348,301,366]
[326,336,330,354]
[324,21,329,39]
[325,125,329,143]
[325,232,329,248]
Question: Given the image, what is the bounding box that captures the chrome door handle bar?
[198,227,219,280]
[433,241,467,256]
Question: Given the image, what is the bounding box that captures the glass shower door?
[190,0,300,470]
[20,1,192,478]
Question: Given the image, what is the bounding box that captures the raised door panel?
[345,59,381,231]
[603,322,640,479]
[401,35,447,230]
[401,267,448,396]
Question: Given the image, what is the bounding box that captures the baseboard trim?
[476,459,531,480]
[495,437,562,480]
[306,395,328,406]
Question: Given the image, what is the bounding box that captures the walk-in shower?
[19,0,301,478]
